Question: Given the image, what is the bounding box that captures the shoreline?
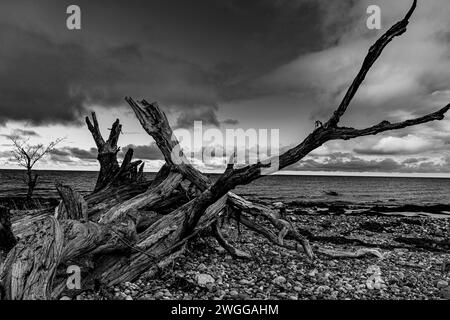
[3,195,450,218]
[3,196,449,300]
[72,201,448,300]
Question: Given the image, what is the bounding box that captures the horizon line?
[1,167,449,179]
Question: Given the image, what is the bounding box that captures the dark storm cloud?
[119,144,163,161]
[0,22,224,125]
[0,23,119,125]
[175,108,240,129]
[0,0,328,125]
[1,0,449,175]
[175,108,221,129]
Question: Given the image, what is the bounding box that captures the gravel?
[76,206,450,300]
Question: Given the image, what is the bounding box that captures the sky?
[0,0,450,177]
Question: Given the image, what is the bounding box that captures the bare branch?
[212,221,251,259]
[331,104,450,140]
[9,137,63,169]
[85,112,105,149]
[325,0,417,128]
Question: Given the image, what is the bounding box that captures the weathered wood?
[86,113,144,192]
[86,113,121,192]
[227,193,314,258]
[2,214,138,300]
[0,206,16,255]
[98,171,183,224]
[67,195,228,292]
[55,182,88,221]
[1,216,64,300]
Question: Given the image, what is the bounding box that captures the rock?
[294,286,303,292]
[205,283,216,292]
[230,290,239,297]
[273,202,285,209]
[373,282,382,290]
[239,279,253,285]
[316,285,330,293]
[402,286,411,294]
[163,290,172,297]
[437,280,449,289]
[154,292,164,299]
[327,261,337,268]
[272,276,287,285]
[238,293,250,299]
[197,263,207,271]
[440,286,450,299]
[196,273,215,286]
[60,296,71,300]
[215,247,226,254]
[125,295,133,300]
[308,269,318,277]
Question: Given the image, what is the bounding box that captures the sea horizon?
[1,167,449,179]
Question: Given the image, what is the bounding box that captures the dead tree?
[1,0,448,300]
[86,113,144,192]
[10,137,62,200]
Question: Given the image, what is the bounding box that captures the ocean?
[1,169,449,208]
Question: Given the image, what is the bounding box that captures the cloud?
[174,106,240,129]
[354,134,437,155]
[1,128,40,139]
[0,0,449,175]
[238,0,450,125]
[44,144,164,164]
[67,147,98,160]
[175,107,221,129]
[0,22,222,126]
[50,149,71,157]
[292,152,450,174]
[222,119,239,125]
[119,144,163,160]
[48,147,97,163]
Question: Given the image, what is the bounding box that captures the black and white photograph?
[0,0,449,310]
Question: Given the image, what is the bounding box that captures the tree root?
[212,221,252,259]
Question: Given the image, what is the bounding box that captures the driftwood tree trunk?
[0,0,448,300]
[0,206,16,255]
[86,113,144,192]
